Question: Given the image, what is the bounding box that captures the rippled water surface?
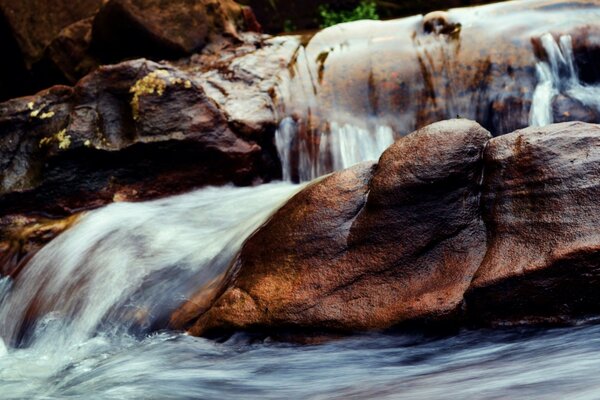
[3,323,600,399]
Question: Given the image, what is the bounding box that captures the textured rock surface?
[177,120,600,337]
[466,121,600,324]
[181,119,491,336]
[279,0,600,173]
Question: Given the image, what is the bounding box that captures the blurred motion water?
[3,322,600,399]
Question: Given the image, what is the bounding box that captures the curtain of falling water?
[0,183,301,396]
[530,33,600,127]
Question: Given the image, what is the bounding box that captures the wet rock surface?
[179,120,600,337]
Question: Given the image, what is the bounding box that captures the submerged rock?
[178,120,600,336]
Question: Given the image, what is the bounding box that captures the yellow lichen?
[39,111,55,119]
[30,109,40,118]
[84,139,91,147]
[27,102,34,110]
[56,129,71,149]
[38,129,71,149]
[39,136,53,147]
[129,69,171,120]
[129,70,194,120]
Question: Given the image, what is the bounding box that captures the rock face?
[177,120,600,337]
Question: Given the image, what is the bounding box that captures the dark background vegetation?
[238,0,508,33]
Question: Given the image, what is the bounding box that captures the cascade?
[0,183,299,398]
[530,33,600,127]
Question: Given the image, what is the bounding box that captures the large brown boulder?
[175,120,600,337]
[466,121,600,325]
[177,119,491,336]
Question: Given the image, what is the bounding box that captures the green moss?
[319,1,379,28]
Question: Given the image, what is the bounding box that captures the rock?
[0,0,262,101]
[0,0,102,101]
[180,119,491,336]
[176,120,600,337]
[278,0,600,176]
[466,121,600,324]
[0,0,102,69]
[91,0,251,63]
[44,17,98,85]
[0,33,297,279]
[0,58,280,218]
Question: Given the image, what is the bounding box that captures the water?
[3,321,600,399]
[276,117,394,182]
[530,33,600,127]
[0,183,302,398]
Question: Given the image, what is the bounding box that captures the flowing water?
[530,33,600,127]
[2,1,600,399]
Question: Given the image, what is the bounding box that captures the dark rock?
[0,0,102,69]
[0,58,280,218]
[180,119,491,336]
[0,0,102,101]
[91,0,250,63]
[44,17,98,85]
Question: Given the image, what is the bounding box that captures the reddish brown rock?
[175,120,600,337]
[180,119,491,336]
[466,121,600,324]
[44,17,98,85]
[0,0,102,69]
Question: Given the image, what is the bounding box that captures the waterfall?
[276,117,394,182]
[0,183,300,397]
[530,33,600,127]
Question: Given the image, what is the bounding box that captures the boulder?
[466,121,600,324]
[0,0,102,69]
[0,0,262,100]
[179,119,491,336]
[177,120,600,337]
[0,58,279,217]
